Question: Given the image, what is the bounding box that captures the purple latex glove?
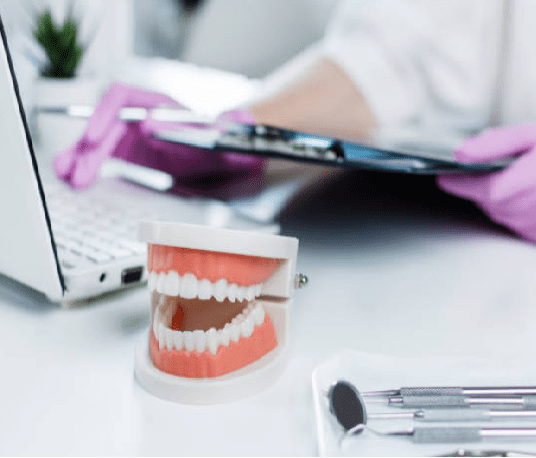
[436,124,536,242]
[53,82,265,194]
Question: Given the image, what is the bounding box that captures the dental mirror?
[328,380,367,432]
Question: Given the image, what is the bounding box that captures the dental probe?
[348,425,536,444]
[37,105,217,125]
[369,409,536,422]
[438,449,536,456]
[388,395,536,409]
[363,386,536,397]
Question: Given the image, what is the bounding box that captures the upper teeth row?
[154,302,266,355]
[148,270,263,302]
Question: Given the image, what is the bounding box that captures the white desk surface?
[1,169,536,456]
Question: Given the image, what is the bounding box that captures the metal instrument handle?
[390,395,469,408]
[401,387,465,397]
[390,395,536,409]
[366,386,536,398]
[418,409,492,422]
[412,427,482,444]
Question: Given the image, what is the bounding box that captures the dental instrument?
[333,380,536,408]
[329,380,536,424]
[387,395,536,409]
[328,381,536,444]
[348,424,536,444]
[439,449,536,456]
[364,386,536,398]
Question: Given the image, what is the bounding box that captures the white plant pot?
[33,76,100,157]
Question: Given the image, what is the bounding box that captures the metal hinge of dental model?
[295,273,308,289]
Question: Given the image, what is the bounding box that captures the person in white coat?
[57,0,536,241]
[248,0,536,242]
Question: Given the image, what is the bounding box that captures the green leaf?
[33,5,86,78]
[34,10,54,44]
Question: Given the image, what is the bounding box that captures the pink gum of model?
[148,244,279,285]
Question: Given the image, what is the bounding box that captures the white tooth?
[158,323,166,349]
[184,331,194,352]
[214,278,228,302]
[236,286,245,302]
[240,316,254,338]
[256,283,263,297]
[197,279,212,300]
[181,273,198,299]
[165,327,174,351]
[247,302,255,313]
[172,330,184,351]
[194,330,206,353]
[219,326,230,347]
[164,270,180,296]
[252,303,265,326]
[246,285,256,301]
[229,323,240,342]
[148,271,157,291]
[169,299,179,322]
[159,301,170,326]
[227,283,238,303]
[153,307,160,337]
[207,328,219,355]
[232,314,242,326]
[156,272,167,294]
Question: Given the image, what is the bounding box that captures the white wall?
[132,0,339,78]
[182,0,337,77]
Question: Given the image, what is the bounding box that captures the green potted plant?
[33,7,84,79]
[31,2,99,153]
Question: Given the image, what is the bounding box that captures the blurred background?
[0,0,339,153]
[0,0,338,105]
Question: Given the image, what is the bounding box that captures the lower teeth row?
[154,302,266,355]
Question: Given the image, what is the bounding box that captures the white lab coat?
[259,0,536,133]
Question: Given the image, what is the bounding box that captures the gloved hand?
[53,82,265,195]
[436,124,536,243]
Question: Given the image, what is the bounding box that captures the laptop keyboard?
[44,183,147,270]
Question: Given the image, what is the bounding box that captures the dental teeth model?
[135,221,300,404]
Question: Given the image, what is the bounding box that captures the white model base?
[134,335,289,404]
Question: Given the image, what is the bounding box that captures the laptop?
[0,16,277,305]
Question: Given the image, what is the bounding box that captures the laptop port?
[121,267,144,285]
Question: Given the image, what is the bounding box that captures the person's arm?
[250,0,498,142]
[249,57,377,142]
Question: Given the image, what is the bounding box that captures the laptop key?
[84,238,133,259]
[118,239,146,253]
[86,251,113,264]
[74,244,113,263]
[56,247,95,269]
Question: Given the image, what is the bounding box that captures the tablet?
[156,123,511,175]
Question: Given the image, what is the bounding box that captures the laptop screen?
[0,15,64,299]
